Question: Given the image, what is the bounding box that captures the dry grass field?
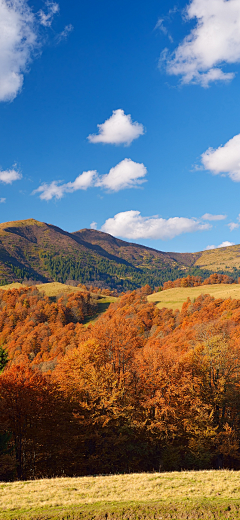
[0,282,89,296]
[0,282,25,291]
[147,283,240,310]
[1,471,240,519]
[194,244,240,272]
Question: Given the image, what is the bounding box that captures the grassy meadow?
[1,471,240,519]
[147,283,240,310]
[0,282,92,297]
[194,244,240,272]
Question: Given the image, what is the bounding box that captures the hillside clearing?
[1,471,240,519]
[147,283,240,310]
[0,282,90,296]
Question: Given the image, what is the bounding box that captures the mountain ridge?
[0,218,240,290]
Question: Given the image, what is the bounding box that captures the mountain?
[0,218,240,290]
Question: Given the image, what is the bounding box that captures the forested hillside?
[1,219,240,291]
[2,283,240,480]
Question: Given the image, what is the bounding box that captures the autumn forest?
[1,277,240,482]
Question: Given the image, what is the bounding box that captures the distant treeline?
[161,273,237,290]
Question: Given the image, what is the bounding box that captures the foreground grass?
[147,283,240,310]
[1,471,240,519]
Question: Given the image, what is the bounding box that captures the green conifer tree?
[0,345,8,373]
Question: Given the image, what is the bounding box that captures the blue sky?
[1,0,240,252]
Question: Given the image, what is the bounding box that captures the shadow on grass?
[83,299,113,325]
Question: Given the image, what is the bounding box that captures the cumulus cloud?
[0,167,22,184]
[33,170,97,201]
[0,0,37,101]
[39,1,59,27]
[101,210,210,240]
[96,159,147,192]
[201,134,240,182]
[87,109,144,146]
[34,159,147,200]
[202,213,227,221]
[162,0,240,87]
[0,0,59,102]
[205,241,235,250]
[0,198,6,203]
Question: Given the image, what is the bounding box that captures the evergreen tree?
[0,345,8,373]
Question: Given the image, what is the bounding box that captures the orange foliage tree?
[2,284,240,478]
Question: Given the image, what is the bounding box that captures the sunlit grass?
[0,282,26,290]
[0,281,85,295]
[148,283,240,310]
[195,244,240,271]
[1,470,240,514]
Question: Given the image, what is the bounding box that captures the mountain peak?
[0,218,45,230]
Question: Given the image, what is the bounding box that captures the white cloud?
[34,181,64,201]
[202,213,227,221]
[56,24,73,43]
[0,198,6,203]
[33,170,97,201]
[101,210,210,240]
[0,0,60,102]
[205,241,235,250]
[34,159,147,200]
[228,222,239,231]
[0,0,37,101]
[227,214,240,231]
[163,0,240,87]
[90,221,97,230]
[201,133,240,182]
[39,1,59,27]
[96,159,147,192]
[0,167,22,184]
[154,18,173,42]
[155,18,168,35]
[68,170,97,191]
[87,109,144,146]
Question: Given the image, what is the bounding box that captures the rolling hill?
[147,283,240,310]
[1,218,240,290]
